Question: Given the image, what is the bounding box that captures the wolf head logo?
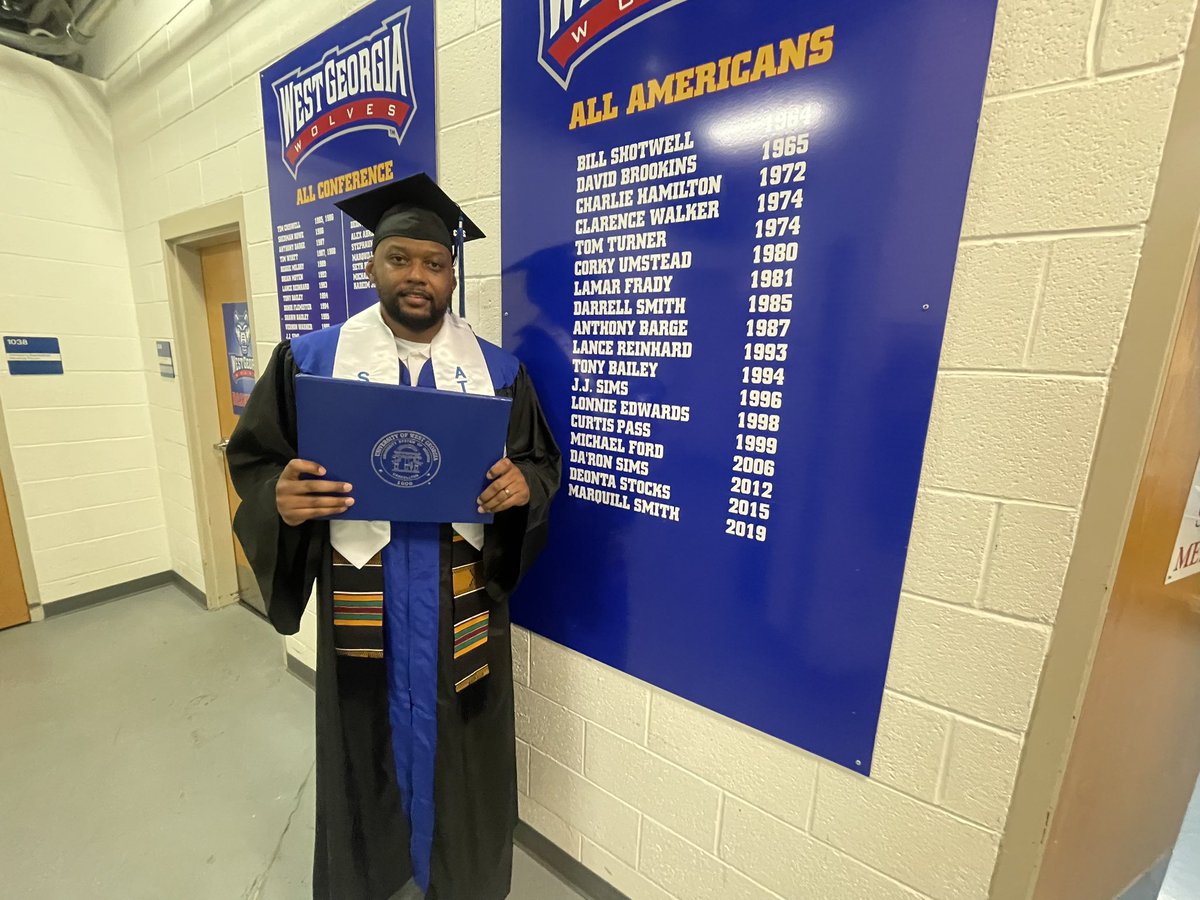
[234,310,252,358]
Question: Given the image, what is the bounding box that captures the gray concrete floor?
[1160,772,1200,900]
[0,586,584,900]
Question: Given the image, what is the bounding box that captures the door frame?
[992,22,1200,900]
[160,197,258,611]
[0,393,41,622]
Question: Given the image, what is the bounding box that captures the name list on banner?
[501,0,999,772]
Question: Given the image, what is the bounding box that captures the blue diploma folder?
[295,374,512,523]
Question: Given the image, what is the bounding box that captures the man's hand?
[477,457,530,514]
[276,459,354,526]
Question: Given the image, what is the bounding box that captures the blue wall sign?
[502,1,997,773]
[222,303,256,416]
[260,0,437,339]
[4,336,63,376]
[156,340,175,379]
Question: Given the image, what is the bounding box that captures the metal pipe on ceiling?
[66,0,115,41]
[0,0,117,57]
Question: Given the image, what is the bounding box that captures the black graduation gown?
[227,342,561,900]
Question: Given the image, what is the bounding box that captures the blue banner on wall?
[4,336,63,375]
[260,0,437,339]
[502,1,997,773]
[223,303,256,416]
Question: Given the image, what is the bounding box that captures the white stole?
[330,305,493,567]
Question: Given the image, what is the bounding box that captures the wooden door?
[1034,259,1200,898]
[199,240,264,614]
[0,464,30,630]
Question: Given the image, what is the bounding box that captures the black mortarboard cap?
[334,172,485,251]
[334,172,484,318]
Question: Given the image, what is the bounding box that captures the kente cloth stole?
[332,534,490,692]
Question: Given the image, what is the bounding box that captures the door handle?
[214,439,230,453]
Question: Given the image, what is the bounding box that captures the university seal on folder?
[371,430,442,488]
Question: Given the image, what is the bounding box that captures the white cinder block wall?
[472,2,1196,899]
[103,0,292,591]
[92,0,1197,897]
[0,47,169,604]
[101,0,507,663]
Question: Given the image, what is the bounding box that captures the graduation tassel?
[456,212,466,319]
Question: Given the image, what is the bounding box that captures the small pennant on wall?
[156,340,175,379]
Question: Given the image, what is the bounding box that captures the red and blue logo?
[271,9,417,177]
[539,0,687,89]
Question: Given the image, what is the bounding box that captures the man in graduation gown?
[227,174,561,900]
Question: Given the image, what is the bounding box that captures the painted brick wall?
[103,0,369,590]
[96,0,1198,897]
[0,47,169,604]
[102,0,508,654]
[464,3,1196,899]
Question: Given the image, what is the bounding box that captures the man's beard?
[379,288,449,332]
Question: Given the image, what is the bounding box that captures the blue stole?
[385,358,440,890]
